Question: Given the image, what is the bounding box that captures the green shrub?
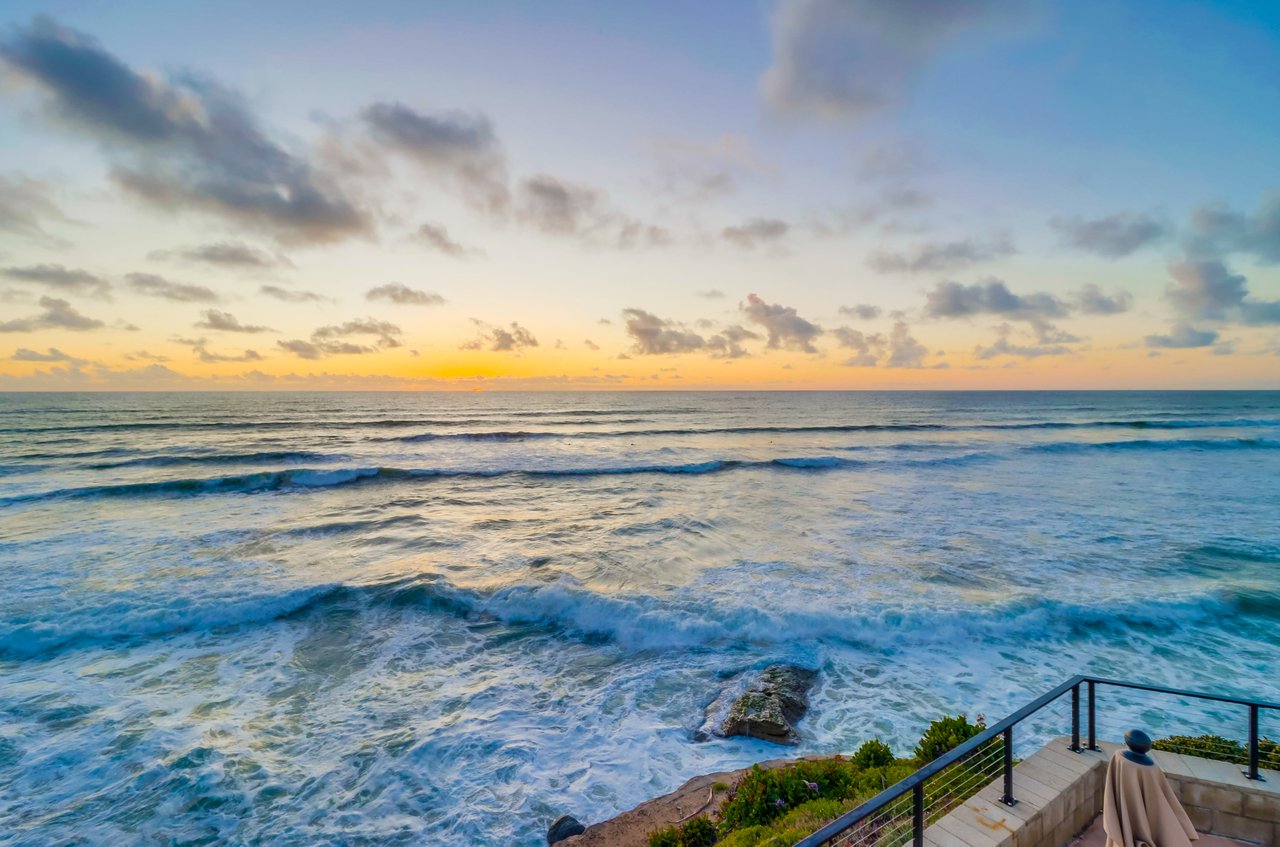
[648,828,682,847]
[853,739,894,769]
[914,714,986,763]
[681,816,718,847]
[1152,734,1280,770]
[647,815,719,847]
[719,760,862,830]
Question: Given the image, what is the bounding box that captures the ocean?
[1,391,1278,846]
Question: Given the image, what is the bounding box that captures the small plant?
[914,714,986,763]
[853,739,894,769]
[681,816,718,847]
[1153,734,1280,770]
[647,815,719,847]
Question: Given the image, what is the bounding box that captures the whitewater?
[1,391,1278,846]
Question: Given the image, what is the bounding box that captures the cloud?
[833,326,886,366]
[697,289,726,299]
[195,309,273,333]
[176,337,263,363]
[1,264,110,298]
[414,222,477,258]
[277,317,404,358]
[706,325,761,359]
[0,296,104,332]
[885,320,929,368]
[0,17,368,243]
[1165,259,1280,325]
[366,283,445,306]
[460,319,538,352]
[647,134,771,202]
[722,217,789,250]
[362,101,509,214]
[923,278,1068,321]
[839,303,883,320]
[741,293,822,352]
[516,174,670,249]
[150,241,292,270]
[313,318,402,347]
[11,346,86,365]
[127,272,219,303]
[761,0,1018,123]
[259,285,327,303]
[974,324,1071,359]
[583,339,600,351]
[809,187,933,237]
[1074,284,1133,315]
[1051,213,1168,258]
[1144,324,1219,349]
[0,174,70,243]
[1187,192,1280,264]
[621,308,706,355]
[868,236,1014,273]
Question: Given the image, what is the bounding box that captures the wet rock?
[702,665,817,745]
[548,814,586,844]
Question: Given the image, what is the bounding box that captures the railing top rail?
[794,674,1279,847]
[1082,676,1280,712]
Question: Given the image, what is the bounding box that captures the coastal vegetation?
[648,715,989,847]
[1152,734,1280,770]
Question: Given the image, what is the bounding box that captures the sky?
[0,0,1278,390]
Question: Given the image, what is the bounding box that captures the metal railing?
[794,675,1280,847]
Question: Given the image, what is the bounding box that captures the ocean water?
[1,391,1278,846]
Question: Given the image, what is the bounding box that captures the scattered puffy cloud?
[516,174,670,249]
[0,174,70,243]
[0,296,104,332]
[868,236,1014,273]
[1186,192,1280,264]
[583,339,600,351]
[127,272,219,303]
[974,324,1071,359]
[706,325,761,359]
[1144,324,1219,349]
[885,320,929,368]
[1074,284,1133,315]
[761,0,1018,123]
[460,319,538,352]
[0,17,368,243]
[414,222,478,258]
[278,317,404,358]
[923,278,1068,321]
[366,283,445,306]
[1,264,111,298]
[723,217,789,250]
[833,326,885,366]
[150,241,292,270]
[622,308,706,355]
[1051,213,1167,258]
[839,303,883,320]
[647,134,771,202]
[259,285,328,303]
[1165,259,1280,325]
[176,336,263,363]
[697,289,726,299]
[362,101,509,214]
[741,293,822,352]
[195,309,273,333]
[11,346,86,365]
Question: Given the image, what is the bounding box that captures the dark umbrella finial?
[1123,729,1154,765]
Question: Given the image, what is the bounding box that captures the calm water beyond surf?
[2,391,1278,846]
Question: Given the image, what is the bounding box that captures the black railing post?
[1002,726,1016,806]
[1070,683,1082,752]
[913,781,924,847]
[1087,680,1099,751]
[1246,704,1262,781]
